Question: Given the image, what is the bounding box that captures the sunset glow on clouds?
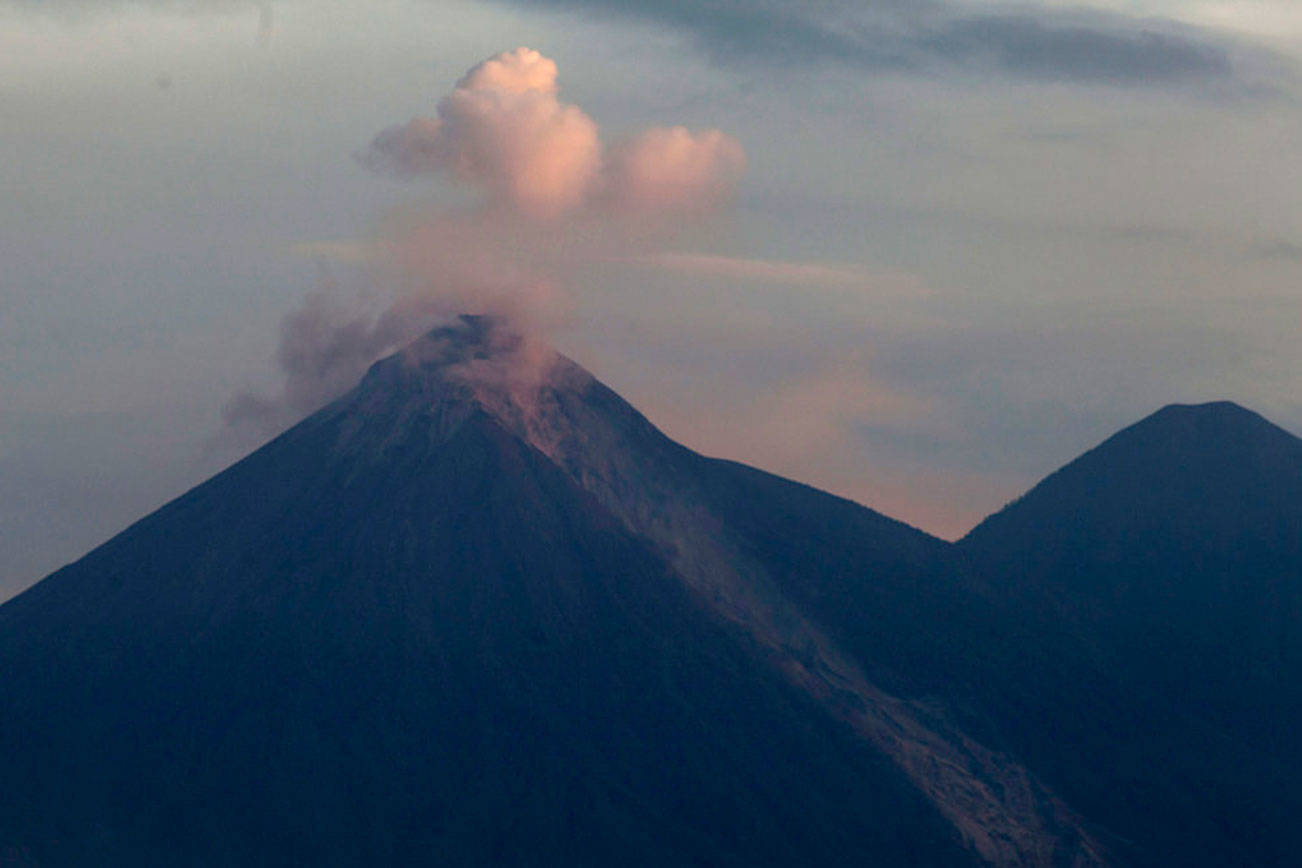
[361,47,746,218]
[225,47,753,435]
[604,126,747,213]
[362,48,603,218]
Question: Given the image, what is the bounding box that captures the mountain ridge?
[4,319,1300,865]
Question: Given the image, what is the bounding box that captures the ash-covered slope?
[959,401,1302,866]
[0,317,1099,867]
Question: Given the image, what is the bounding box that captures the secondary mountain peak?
[965,399,1302,550]
[958,399,1302,863]
[1154,398,1248,414]
[1137,398,1288,440]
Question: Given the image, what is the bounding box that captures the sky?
[3,0,1302,601]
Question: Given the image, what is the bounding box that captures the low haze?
[4,0,1302,601]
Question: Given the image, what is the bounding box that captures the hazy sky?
[3,0,1302,600]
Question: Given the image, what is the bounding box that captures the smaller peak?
[1153,400,1251,417]
[1065,398,1302,477]
[1136,401,1280,438]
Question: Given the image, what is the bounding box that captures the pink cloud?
[361,47,601,218]
[361,48,745,219]
[236,49,768,442]
[458,47,560,95]
[604,127,746,213]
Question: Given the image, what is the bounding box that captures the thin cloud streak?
[629,252,931,293]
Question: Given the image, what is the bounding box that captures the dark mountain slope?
[692,457,973,696]
[443,333,1104,865]
[964,401,1302,716]
[967,401,1301,576]
[0,320,993,866]
[959,401,1302,865]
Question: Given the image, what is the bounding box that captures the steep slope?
[467,335,1103,866]
[1,339,965,866]
[960,401,1302,865]
[0,317,1098,866]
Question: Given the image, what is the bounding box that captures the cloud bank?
[6,0,276,39]
[490,0,1246,87]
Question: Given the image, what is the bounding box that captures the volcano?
[960,401,1302,865]
[8,320,1302,866]
[0,318,1100,867]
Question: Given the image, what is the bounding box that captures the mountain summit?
[965,400,1302,567]
[0,318,1101,867]
[962,398,1302,669]
[960,399,1302,865]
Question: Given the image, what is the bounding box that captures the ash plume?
[604,126,746,213]
[359,46,746,218]
[228,47,747,440]
[222,294,442,435]
[360,48,602,219]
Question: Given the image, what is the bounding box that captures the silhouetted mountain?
[960,401,1302,865]
[0,318,1100,867]
[8,323,1300,866]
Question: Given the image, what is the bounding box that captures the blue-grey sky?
[3,0,1302,600]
